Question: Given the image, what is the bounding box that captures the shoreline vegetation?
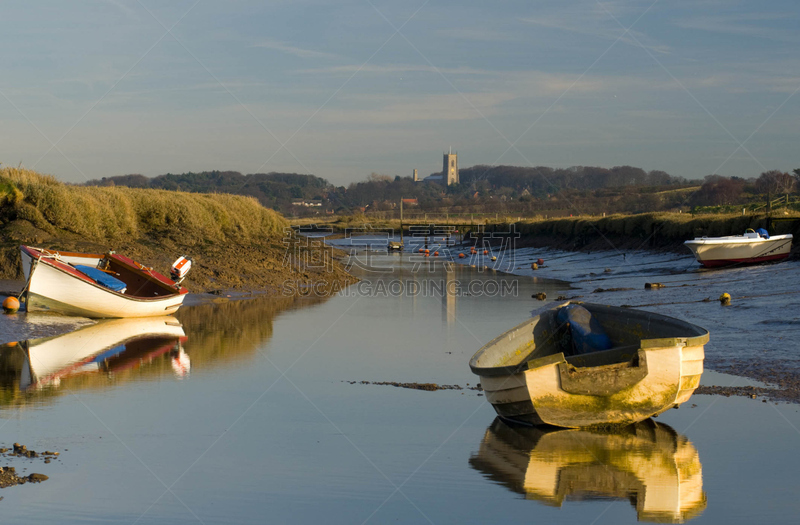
[0,167,355,294]
[292,211,800,256]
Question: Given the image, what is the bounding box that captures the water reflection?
[0,295,325,408]
[0,316,186,407]
[470,418,707,523]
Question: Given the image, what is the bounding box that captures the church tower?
[443,147,458,185]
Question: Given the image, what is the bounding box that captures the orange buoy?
[433,251,439,256]
[537,258,544,265]
[418,248,424,253]
[483,250,488,255]
[459,253,466,258]
[3,296,20,313]
[425,253,430,257]
[424,249,430,254]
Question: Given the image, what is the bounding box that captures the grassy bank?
[0,167,355,292]
[509,212,800,253]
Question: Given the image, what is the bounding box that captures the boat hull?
[470,303,708,428]
[21,246,187,318]
[684,234,792,267]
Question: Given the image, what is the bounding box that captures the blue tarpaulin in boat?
[557,304,613,355]
[74,265,127,293]
[755,228,770,239]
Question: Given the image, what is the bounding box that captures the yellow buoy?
[3,296,20,313]
[719,293,731,306]
[531,263,538,270]
[491,256,497,262]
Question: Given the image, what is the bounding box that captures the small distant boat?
[469,418,707,523]
[20,246,190,318]
[683,228,792,267]
[469,302,708,428]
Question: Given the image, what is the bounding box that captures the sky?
[0,0,798,186]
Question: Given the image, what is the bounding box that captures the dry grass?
[513,211,800,248]
[0,167,288,244]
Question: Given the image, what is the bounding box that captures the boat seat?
[557,304,613,356]
[73,264,127,293]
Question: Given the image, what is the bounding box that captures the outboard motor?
[170,256,192,285]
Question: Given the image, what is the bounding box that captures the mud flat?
[449,242,800,403]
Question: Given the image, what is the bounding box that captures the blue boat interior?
[73,264,127,293]
[557,304,614,355]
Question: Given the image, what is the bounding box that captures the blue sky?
[1,0,798,185]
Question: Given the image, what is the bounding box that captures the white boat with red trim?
[683,228,792,268]
[20,245,190,318]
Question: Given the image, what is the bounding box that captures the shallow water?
[1,239,799,524]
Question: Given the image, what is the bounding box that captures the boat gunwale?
[683,233,793,246]
[23,245,187,301]
[469,302,709,378]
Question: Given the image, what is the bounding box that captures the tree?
[755,170,794,195]
[690,175,745,206]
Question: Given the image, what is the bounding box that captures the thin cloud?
[675,13,798,42]
[252,39,339,59]
[294,63,494,76]
[436,28,517,42]
[518,13,670,54]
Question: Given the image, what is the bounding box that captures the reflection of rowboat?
[683,230,792,267]
[470,302,708,428]
[0,316,187,391]
[469,418,707,523]
[20,245,189,318]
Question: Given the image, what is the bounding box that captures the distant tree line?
[85,171,330,215]
[85,165,800,216]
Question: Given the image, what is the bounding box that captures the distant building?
[421,147,459,186]
[291,199,323,207]
[401,198,418,206]
[443,148,458,185]
[413,169,419,182]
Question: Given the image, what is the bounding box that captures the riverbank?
[292,210,800,257]
[0,167,355,294]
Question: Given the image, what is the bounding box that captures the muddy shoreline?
[0,223,357,295]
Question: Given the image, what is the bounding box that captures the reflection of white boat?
[2,316,186,390]
[20,246,188,318]
[470,418,706,523]
[683,230,792,267]
[470,302,708,428]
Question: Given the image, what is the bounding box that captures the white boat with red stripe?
[683,229,792,268]
[20,245,189,318]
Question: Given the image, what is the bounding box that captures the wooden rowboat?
[469,302,708,428]
[469,418,706,523]
[20,245,188,318]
